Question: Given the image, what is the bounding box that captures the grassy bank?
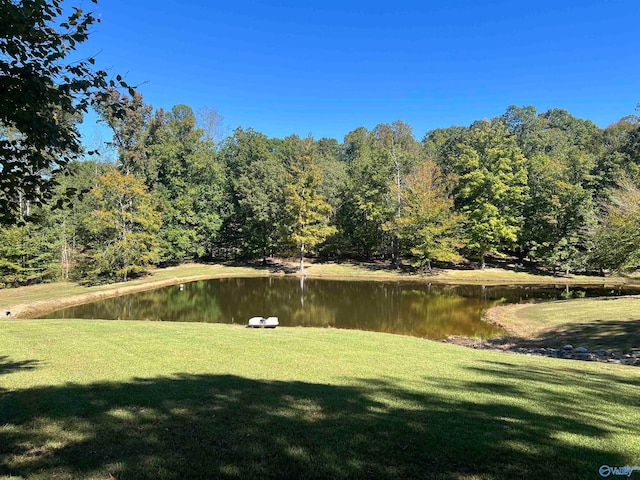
[487,296,640,352]
[1,319,639,480]
[2,261,638,320]
[301,261,640,285]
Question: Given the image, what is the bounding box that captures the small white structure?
[247,316,279,328]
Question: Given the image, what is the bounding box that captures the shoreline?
[3,271,270,319]
[443,333,640,366]
[453,295,640,360]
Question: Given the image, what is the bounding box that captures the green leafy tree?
[452,120,528,268]
[522,154,595,273]
[373,121,420,265]
[422,125,469,181]
[219,128,283,259]
[337,123,420,262]
[0,222,57,287]
[153,105,224,263]
[499,105,540,158]
[0,0,133,224]
[396,160,465,271]
[94,88,157,182]
[283,138,336,271]
[592,116,640,203]
[84,170,162,282]
[235,158,287,262]
[305,137,346,257]
[337,127,391,258]
[314,137,347,212]
[591,181,640,273]
[0,159,108,287]
[498,106,601,271]
[47,160,111,279]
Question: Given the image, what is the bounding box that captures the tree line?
[2,1,638,287]
[1,95,639,286]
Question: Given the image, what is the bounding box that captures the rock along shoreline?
[444,336,640,366]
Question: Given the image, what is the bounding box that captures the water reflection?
[38,278,640,340]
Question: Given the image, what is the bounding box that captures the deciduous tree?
[84,170,162,281]
[396,160,465,271]
[452,120,528,268]
[283,138,336,271]
[153,105,224,262]
[0,0,132,223]
[591,181,640,273]
[373,121,420,265]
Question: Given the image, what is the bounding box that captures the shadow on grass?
[222,256,585,279]
[484,306,640,353]
[525,318,640,352]
[0,356,40,376]
[223,259,299,274]
[311,257,570,278]
[1,366,633,479]
[477,297,640,354]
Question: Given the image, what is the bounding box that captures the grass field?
[2,320,640,480]
[487,296,640,352]
[300,261,640,285]
[2,263,640,479]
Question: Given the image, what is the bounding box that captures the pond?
[38,277,640,340]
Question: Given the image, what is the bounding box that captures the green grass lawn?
[302,261,640,285]
[488,297,640,351]
[1,320,639,480]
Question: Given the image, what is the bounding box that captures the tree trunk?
[299,245,305,272]
[60,242,67,280]
[262,231,268,266]
[480,254,486,270]
[390,238,400,270]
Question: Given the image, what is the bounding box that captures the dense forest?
[2,91,640,286]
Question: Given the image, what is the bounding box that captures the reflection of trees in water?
[213,279,503,338]
[43,283,223,323]
[293,282,504,338]
[399,288,497,338]
[40,279,640,340]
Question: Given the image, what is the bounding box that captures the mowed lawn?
[489,296,640,352]
[1,320,639,480]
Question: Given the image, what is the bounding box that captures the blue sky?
[76,0,640,143]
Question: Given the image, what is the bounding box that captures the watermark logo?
[600,465,640,477]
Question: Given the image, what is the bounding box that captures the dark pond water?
[38,277,640,339]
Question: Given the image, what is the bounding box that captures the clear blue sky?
[76,0,640,143]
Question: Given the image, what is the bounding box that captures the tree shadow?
[525,318,640,352]
[485,257,559,277]
[223,259,299,274]
[311,258,422,275]
[482,301,640,353]
[0,368,632,479]
[0,356,40,376]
